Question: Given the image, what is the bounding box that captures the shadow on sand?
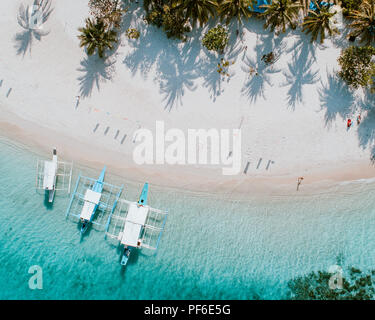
[281,51,320,110]
[357,92,375,161]
[122,6,203,111]
[240,20,287,104]
[77,54,116,98]
[318,70,356,128]
[14,0,53,56]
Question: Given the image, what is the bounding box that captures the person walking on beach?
[75,95,80,109]
[347,119,352,129]
[297,177,304,191]
[357,114,361,125]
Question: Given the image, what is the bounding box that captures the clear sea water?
[1,135,375,300]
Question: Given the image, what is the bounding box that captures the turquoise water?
[1,135,375,300]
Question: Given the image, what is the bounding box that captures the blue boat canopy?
[309,1,332,11]
[249,0,332,13]
[249,0,270,14]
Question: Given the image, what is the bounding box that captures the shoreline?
[1,0,375,199]
[1,108,375,199]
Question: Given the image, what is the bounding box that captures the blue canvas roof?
[309,1,332,11]
[249,0,270,13]
[249,1,332,14]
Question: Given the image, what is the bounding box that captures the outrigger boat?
[66,167,123,235]
[105,183,168,266]
[79,166,106,234]
[121,183,149,265]
[36,148,73,203]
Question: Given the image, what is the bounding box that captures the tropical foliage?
[88,0,127,29]
[144,1,191,40]
[288,266,375,300]
[126,28,140,39]
[348,0,375,45]
[79,0,375,93]
[78,18,118,58]
[337,45,375,91]
[177,0,218,28]
[162,5,192,40]
[218,0,254,25]
[260,0,302,33]
[297,0,338,14]
[302,2,338,43]
[202,25,229,53]
[341,0,363,16]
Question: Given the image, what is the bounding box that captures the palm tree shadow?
[240,26,287,104]
[122,5,168,80]
[357,92,375,161]
[286,30,323,63]
[156,43,199,111]
[330,8,351,48]
[199,34,243,102]
[14,0,53,56]
[77,55,116,98]
[241,54,282,104]
[281,52,320,110]
[358,110,375,159]
[318,71,356,128]
[200,58,223,102]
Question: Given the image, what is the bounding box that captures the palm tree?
[302,2,337,43]
[348,0,375,45]
[260,0,302,33]
[218,0,255,25]
[78,18,118,58]
[297,0,338,15]
[15,0,53,56]
[177,0,218,28]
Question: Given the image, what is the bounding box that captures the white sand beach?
[1,0,375,195]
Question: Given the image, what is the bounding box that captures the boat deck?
[106,199,168,250]
[66,174,123,229]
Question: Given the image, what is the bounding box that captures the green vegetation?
[88,0,127,29]
[79,0,127,58]
[288,266,375,300]
[261,51,276,65]
[218,0,253,24]
[341,0,363,16]
[337,45,375,91]
[78,18,118,58]
[348,0,375,45]
[260,0,301,33]
[144,1,191,40]
[302,2,338,43]
[202,25,229,53]
[217,58,235,77]
[79,0,375,95]
[106,0,375,49]
[178,0,218,28]
[126,28,140,39]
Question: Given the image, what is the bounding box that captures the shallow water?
[0,135,375,300]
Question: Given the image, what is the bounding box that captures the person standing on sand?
[357,115,361,125]
[297,177,304,191]
[347,119,352,129]
[75,95,81,109]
